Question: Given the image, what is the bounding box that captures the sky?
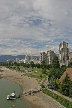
[0,0,72,55]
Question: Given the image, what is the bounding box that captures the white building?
[47,50,55,64]
[59,41,69,67]
[40,50,55,65]
[69,52,72,62]
[24,55,31,64]
[24,55,40,64]
[40,52,47,64]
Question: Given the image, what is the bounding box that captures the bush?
[41,84,45,88]
[42,89,72,108]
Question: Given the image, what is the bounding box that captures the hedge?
[42,89,72,108]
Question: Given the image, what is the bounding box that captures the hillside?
[0,55,40,62]
[0,55,25,62]
[59,68,72,82]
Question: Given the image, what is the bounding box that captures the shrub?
[42,89,72,108]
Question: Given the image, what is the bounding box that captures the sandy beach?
[0,66,65,108]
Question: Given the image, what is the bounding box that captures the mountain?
[0,55,25,62]
[0,55,40,62]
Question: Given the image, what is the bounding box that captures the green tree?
[41,61,47,74]
[17,66,20,71]
[59,74,71,96]
[47,64,52,69]
[30,61,35,69]
[48,76,56,89]
[48,68,61,80]
[35,63,40,68]
[42,68,46,74]
[48,55,60,80]
[52,55,60,69]
[41,61,46,68]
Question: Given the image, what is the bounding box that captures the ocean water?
[0,78,31,108]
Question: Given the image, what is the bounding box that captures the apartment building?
[40,50,55,65]
[24,55,31,64]
[24,55,40,64]
[59,41,69,67]
[47,50,55,64]
[69,52,72,62]
[40,52,47,64]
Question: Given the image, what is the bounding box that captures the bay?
[0,78,31,108]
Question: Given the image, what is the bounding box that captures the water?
[0,78,31,108]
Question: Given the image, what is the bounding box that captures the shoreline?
[0,67,46,108]
[0,66,65,108]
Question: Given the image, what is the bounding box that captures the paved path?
[36,92,66,108]
[48,88,72,102]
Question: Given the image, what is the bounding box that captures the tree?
[42,68,46,74]
[48,68,61,80]
[35,63,40,68]
[48,55,60,80]
[41,61,47,74]
[52,55,60,69]
[47,64,52,69]
[41,61,46,68]
[69,81,72,97]
[30,61,35,69]
[17,66,20,71]
[48,76,56,89]
[59,74,71,96]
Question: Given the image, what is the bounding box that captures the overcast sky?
[0,0,72,55]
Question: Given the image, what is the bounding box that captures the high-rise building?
[24,55,31,63]
[69,52,72,62]
[59,41,69,66]
[40,50,55,65]
[40,52,47,64]
[47,50,55,64]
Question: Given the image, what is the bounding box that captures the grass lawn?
[24,68,44,78]
[7,65,49,81]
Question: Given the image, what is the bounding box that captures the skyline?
[0,0,72,55]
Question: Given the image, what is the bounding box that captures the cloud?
[0,0,72,55]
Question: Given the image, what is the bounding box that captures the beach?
[0,66,65,108]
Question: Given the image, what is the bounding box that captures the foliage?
[61,65,67,70]
[48,76,59,90]
[59,74,72,97]
[69,81,72,97]
[41,84,45,88]
[68,61,72,67]
[52,55,60,69]
[48,55,60,80]
[41,61,47,74]
[48,55,67,91]
[42,68,46,74]
[48,76,55,89]
[46,64,52,69]
[30,61,35,69]
[43,89,72,108]
[41,61,46,68]
[35,63,40,68]
[40,74,42,78]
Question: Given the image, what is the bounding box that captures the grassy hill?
[59,68,72,82]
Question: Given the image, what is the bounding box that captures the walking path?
[35,91,65,108]
[48,88,72,102]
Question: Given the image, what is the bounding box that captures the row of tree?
[0,60,52,69]
[0,55,72,97]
